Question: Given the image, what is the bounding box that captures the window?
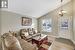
[0,0,8,8]
[42,19,52,32]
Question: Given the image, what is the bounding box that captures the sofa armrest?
[2,41,8,50]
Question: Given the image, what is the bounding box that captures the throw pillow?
[22,32,29,37]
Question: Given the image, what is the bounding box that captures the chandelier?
[59,0,67,16]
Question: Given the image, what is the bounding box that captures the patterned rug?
[38,42,51,50]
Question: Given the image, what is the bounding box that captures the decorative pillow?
[22,32,29,37]
[29,31,33,35]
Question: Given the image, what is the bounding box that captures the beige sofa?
[2,33,36,50]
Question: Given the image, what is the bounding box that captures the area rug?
[38,47,47,50]
[38,42,51,50]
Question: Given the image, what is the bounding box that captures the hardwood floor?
[49,41,74,50]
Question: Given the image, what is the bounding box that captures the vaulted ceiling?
[2,0,71,18]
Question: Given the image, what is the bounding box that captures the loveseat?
[20,28,41,41]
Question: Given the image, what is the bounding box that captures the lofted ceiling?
[2,0,71,18]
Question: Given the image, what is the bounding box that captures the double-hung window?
[42,19,52,32]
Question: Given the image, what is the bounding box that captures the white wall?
[0,11,2,50]
[0,13,1,35]
[0,17,1,34]
[0,11,37,35]
[73,0,75,41]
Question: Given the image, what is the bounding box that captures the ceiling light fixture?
[59,0,67,16]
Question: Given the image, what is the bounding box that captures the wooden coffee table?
[32,34,48,47]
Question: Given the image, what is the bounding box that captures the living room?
[0,0,75,50]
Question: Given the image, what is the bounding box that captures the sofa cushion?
[18,38,36,50]
[4,36,17,47]
[4,36,22,50]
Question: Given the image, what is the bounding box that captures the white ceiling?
[2,0,71,18]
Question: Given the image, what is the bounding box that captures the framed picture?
[22,17,32,26]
